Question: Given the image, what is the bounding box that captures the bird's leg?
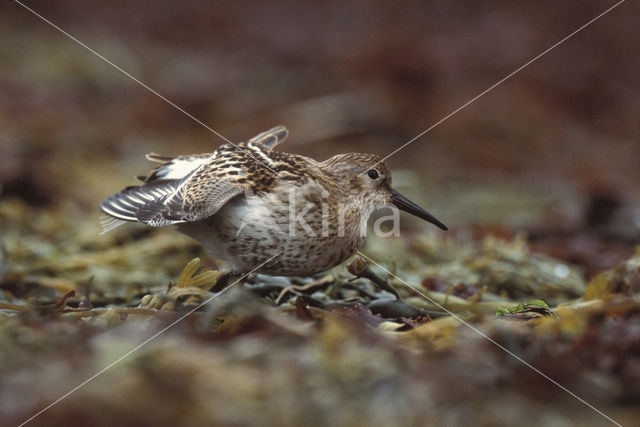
[211,269,245,292]
[346,256,400,299]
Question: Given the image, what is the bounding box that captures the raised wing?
[101,126,289,229]
[134,168,247,226]
[100,179,181,229]
[139,153,211,182]
[246,125,289,150]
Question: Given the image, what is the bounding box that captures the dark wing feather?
[100,180,180,223]
[101,126,287,229]
[132,143,266,226]
[135,172,245,226]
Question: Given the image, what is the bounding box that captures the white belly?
[178,193,364,275]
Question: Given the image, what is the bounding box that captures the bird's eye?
[367,169,380,180]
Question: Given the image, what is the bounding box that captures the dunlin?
[101,126,447,275]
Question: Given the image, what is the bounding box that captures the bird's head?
[320,153,448,230]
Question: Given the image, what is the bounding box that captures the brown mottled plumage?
[101,126,446,276]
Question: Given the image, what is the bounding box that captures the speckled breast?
[180,192,366,276]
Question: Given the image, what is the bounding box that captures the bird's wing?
[134,161,248,226]
[101,179,182,225]
[138,126,287,183]
[246,125,289,150]
[139,153,211,182]
[102,167,248,228]
[101,127,287,228]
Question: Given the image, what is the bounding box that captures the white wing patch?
[101,126,291,231]
[145,154,211,181]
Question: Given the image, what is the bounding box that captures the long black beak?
[390,188,448,230]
